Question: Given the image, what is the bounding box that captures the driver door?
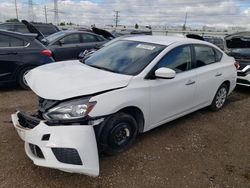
[148,45,198,129]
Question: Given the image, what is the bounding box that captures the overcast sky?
[1,0,250,28]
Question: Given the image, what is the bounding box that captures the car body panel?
[25,60,133,100]
[46,31,107,61]
[11,112,99,176]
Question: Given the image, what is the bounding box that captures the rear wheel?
[210,83,228,111]
[98,112,138,155]
[17,67,34,90]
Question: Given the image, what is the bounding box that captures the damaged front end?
[11,96,104,176]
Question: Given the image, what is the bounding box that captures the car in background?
[12,36,237,176]
[225,32,250,86]
[112,29,152,37]
[43,31,107,61]
[0,22,60,36]
[0,29,54,89]
[204,36,225,51]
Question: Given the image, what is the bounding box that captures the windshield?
[46,31,65,43]
[84,40,165,75]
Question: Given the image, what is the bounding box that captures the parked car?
[43,31,107,61]
[12,36,237,176]
[204,36,225,51]
[0,22,60,36]
[225,32,250,86]
[0,29,54,89]
[112,29,152,37]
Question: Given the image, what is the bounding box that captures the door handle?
[215,73,222,77]
[185,80,196,86]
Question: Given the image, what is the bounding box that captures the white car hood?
[25,60,132,100]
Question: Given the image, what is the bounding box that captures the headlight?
[43,98,96,120]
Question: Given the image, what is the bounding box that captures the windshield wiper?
[87,64,120,74]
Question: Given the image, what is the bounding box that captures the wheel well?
[222,80,230,92]
[118,106,145,133]
[15,65,36,80]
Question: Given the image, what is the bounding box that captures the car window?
[62,34,80,44]
[0,34,27,47]
[81,34,98,43]
[85,40,165,75]
[214,49,223,61]
[14,25,29,33]
[35,25,57,36]
[96,36,104,42]
[10,37,27,47]
[195,45,216,67]
[156,45,192,73]
[0,34,10,47]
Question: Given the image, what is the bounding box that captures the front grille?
[29,144,44,158]
[38,97,59,113]
[17,112,40,129]
[52,148,83,165]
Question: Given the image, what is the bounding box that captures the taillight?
[41,49,52,57]
[234,61,240,70]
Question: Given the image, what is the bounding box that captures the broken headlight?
[43,98,96,120]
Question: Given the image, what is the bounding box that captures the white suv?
[12,36,237,176]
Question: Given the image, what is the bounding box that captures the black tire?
[210,83,228,111]
[17,67,34,90]
[98,112,138,155]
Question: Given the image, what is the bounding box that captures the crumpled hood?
[26,60,132,100]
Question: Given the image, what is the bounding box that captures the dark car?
[0,30,54,89]
[43,31,107,61]
[0,22,60,36]
[225,32,250,86]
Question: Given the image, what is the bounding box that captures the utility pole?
[183,12,188,31]
[28,0,34,21]
[44,5,48,23]
[114,10,120,28]
[54,0,59,26]
[14,0,19,20]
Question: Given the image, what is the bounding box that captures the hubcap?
[215,87,227,108]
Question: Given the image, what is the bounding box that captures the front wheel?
[17,67,34,90]
[98,112,138,155]
[210,83,228,111]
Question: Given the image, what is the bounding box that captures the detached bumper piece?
[12,111,99,176]
[237,65,250,86]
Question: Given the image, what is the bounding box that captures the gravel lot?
[0,86,249,188]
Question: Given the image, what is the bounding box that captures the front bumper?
[11,111,99,176]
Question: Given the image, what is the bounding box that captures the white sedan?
[12,36,237,176]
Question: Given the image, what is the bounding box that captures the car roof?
[0,29,37,41]
[124,35,203,46]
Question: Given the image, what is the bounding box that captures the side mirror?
[155,67,176,79]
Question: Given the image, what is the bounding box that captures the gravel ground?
[0,86,249,188]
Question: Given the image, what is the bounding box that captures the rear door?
[0,34,29,82]
[193,44,225,105]
[50,33,81,61]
